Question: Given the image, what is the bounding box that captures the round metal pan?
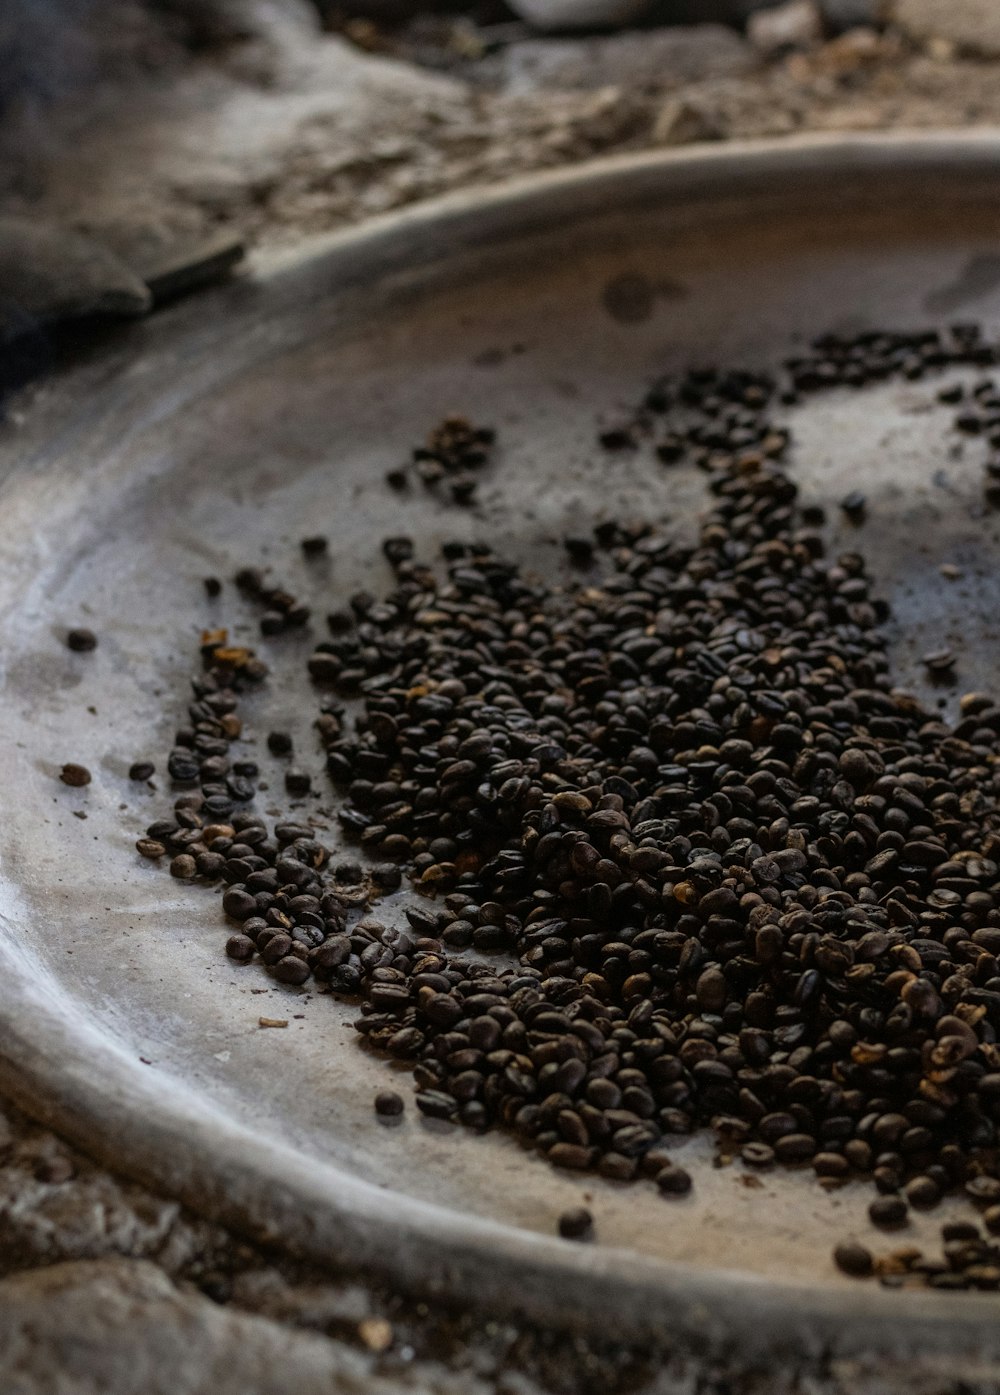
[5,132,1000,1369]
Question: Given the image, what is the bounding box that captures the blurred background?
[1,0,997,347]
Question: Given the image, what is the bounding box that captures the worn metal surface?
[4,133,1000,1362]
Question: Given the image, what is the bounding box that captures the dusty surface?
[5,0,1000,1389]
[5,0,1000,263]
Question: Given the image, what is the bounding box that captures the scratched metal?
[4,135,1000,1363]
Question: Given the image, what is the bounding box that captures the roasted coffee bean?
[840,491,866,520]
[374,1090,405,1117]
[869,1196,909,1230]
[905,1175,941,1210]
[271,956,310,985]
[558,1206,594,1240]
[129,761,155,781]
[66,627,97,652]
[60,763,91,787]
[833,1243,873,1278]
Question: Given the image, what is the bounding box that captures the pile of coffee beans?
[134,324,1000,1286]
[385,415,495,504]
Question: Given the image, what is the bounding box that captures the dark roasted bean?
[869,1196,909,1230]
[557,1206,594,1240]
[833,1243,873,1278]
[655,1166,692,1196]
[60,763,91,787]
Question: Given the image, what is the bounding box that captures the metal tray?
[5,133,1000,1369]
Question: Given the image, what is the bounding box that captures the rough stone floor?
[3,0,1000,1389]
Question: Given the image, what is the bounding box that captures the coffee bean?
[656,1167,692,1196]
[558,1206,594,1240]
[60,763,91,787]
[839,492,866,520]
[869,1196,908,1230]
[375,1090,405,1117]
[129,761,155,781]
[271,956,310,985]
[66,628,97,652]
[833,1243,873,1278]
[905,1175,941,1210]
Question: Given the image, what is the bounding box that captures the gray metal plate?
[5,133,1000,1362]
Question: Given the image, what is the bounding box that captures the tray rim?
[6,129,1000,1362]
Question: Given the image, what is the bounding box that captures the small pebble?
[358,1318,393,1353]
[267,731,293,756]
[34,1154,75,1184]
[301,535,328,556]
[285,769,311,796]
[66,627,97,652]
[204,577,222,597]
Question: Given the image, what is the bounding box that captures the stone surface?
[747,0,824,51]
[504,0,654,34]
[487,24,753,93]
[0,1260,405,1395]
[821,0,886,31]
[891,0,1000,56]
[101,227,246,303]
[651,97,724,143]
[0,218,151,339]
